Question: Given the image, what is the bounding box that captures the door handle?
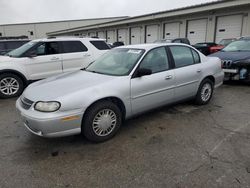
[165,75,173,80]
[197,69,202,73]
[51,57,59,61]
[84,54,91,57]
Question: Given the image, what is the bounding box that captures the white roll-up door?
[164,22,180,39]
[130,27,142,45]
[107,30,116,43]
[88,32,96,37]
[215,15,243,43]
[187,19,208,44]
[118,29,129,45]
[97,31,105,39]
[146,25,160,43]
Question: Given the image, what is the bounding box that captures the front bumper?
[16,98,84,137]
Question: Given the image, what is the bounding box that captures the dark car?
[210,38,236,54]
[193,42,217,56]
[154,38,190,45]
[109,41,125,48]
[209,39,250,81]
[0,38,30,55]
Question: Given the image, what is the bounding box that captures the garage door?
[187,19,207,44]
[146,25,160,43]
[118,29,129,45]
[215,15,243,43]
[97,31,106,39]
[107,30,116,43]
[130,27,142,45]
[164,22,180,39]
[88,32,96,37]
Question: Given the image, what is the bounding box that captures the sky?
[0,0,216,25]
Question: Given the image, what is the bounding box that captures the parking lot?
[0,82,249,188]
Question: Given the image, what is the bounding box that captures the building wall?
[0,17,126,39]
[51,4,250,45]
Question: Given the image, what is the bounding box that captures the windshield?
[222,40,250,52]
[219,39,234,46]
[86,48,145,76]
[7,41,38,57]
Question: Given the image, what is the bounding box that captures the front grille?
[222,60,233,68]
[21,97,34,110]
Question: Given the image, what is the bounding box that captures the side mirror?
[136,68,152,77]
[27,50,37,58]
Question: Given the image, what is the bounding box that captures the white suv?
[0,37,110,98]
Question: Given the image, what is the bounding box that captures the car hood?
[23,71,117,101]
[209,51,250,61]
[0,55,15,63]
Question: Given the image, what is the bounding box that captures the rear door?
[25,41,63,80]
[168,45,202,100]
[60,41,91,72]
[131,47,175,115]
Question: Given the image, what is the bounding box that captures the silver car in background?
[16,43,224,142]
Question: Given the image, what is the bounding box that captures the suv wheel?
[82,101,122,142]
[0,73,24,98]
[195,78,214,105]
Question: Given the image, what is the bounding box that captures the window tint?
[0,42,5,50]
[90,40,110,50]
[61,41,88,53]
[191,49,200,64]
[139,47,169,73]
[6,41,24,50]
[170,46,194,68]
[47,42,59,55]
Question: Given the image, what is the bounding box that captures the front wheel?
[82,101,122,142]
[195,79,214,105]
[0,73,24,99]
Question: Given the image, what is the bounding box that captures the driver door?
[24,42,63,80]
[130,47,175,115]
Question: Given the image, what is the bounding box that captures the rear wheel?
[82,101,122,142]
[195,78,214,105]
[0,73,24,98]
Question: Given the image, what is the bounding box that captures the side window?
[90,41,110,50]
[36,43,46,56]
[62,41,88,53]
[139,47,169,73]
[46,42,59,55]
[170,46,194,68]
[191,49,200,64]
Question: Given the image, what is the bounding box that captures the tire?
[82,100,122,142]
[195,78,214,105]
[0,73,24,99]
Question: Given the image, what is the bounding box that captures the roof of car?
[32,37,106,42]
[117,43,191,51]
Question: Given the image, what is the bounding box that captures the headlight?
[34,101,61,112]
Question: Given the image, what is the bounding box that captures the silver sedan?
[16,43,224,142]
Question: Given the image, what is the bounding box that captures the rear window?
[6,41,26,50]
[61,41,88,53]
[90,40,110,50]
